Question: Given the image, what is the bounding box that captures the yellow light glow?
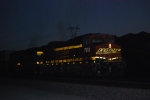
[37,51,44,56]
[48,57,83,64]
[55,60,58,63]
[91,57,96,60]
[37,62,39,64]
[63,60,66,62]
[59,60,62,63]
[54,44,82,51]
[51,60,54,63]
[46,61,49,63]
[91,56,102,60]
[112,57,117,60]
[17,63,20,65]
[103,57,106,59]
[67,59,73,62]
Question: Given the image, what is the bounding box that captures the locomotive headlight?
[94,61,95,63]
[36,62,39,64]
[103,57,106,59]
[112,57,117,60]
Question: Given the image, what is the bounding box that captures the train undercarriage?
[41,58,126,78]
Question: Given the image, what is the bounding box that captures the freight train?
[7,33,126,77]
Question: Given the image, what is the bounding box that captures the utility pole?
[67,26,80,61]
[67,26,80,38]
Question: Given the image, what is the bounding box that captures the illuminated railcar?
[9,48,46,75]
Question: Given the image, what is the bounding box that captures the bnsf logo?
[96,48,121,54]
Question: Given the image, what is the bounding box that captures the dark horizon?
[0,31,149,52]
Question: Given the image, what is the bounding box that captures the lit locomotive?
[9,33,126,77]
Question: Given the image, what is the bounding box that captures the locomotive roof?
[66,33,92,44]
[45,33,114,48]
[45,33,93,48]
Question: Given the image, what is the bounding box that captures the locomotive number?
[84,47,90,52]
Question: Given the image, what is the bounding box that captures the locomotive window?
[104,38,114,42]
[85,39,90,45]
[92,38,103,43]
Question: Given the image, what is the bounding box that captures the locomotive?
[8,33,126,77]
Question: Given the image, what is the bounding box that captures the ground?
[0,77,150,100]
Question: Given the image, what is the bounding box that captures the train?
[2,33,126,77]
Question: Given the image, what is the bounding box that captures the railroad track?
[2,75,150,90]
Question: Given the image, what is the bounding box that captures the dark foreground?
[1,77,150,100]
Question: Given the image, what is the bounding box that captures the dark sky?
[0,0,150,51]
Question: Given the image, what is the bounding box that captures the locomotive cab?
[82,33,125,76]
[83,33,115,46]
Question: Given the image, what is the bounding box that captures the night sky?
[1,0,150,51]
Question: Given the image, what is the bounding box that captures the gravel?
[1,77,150,100]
